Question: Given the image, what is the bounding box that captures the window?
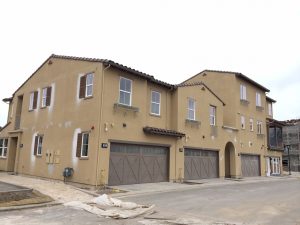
[269,126,283,148]
[187,98,195,120]
[249,118,254,131]
[151,91,161,115]
[268,103,273,116]
[209,105,216,126]
[241,115,245,129]
[257,121,263,134]
[41,87,52,107]
[256,93,261,107]
[29,91,38,110]
[119,77,132,106]
[79,73,94,98]
[34,135,43,156]
[240,84,247,100]
[76,132,89,157]
[0,138,8,158]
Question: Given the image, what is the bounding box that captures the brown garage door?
[241,154,261,177]
[108,143,169,186]
[184,149,219,180]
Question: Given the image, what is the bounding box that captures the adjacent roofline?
[266,96,276,103]
[181,69,270,92]
[143,126,185,138]
[11,54,174,98]
[267,118,285,126]
[176,81,226,106]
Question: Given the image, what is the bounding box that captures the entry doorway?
[224,142,235,178]
[7,137,18,172]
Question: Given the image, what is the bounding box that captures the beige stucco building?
[0,55,283,186]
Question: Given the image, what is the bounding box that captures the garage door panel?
[241,154,260,177]
[185,149,219,180]
[108,143,169,185]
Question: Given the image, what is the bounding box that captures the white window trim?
[240,84,247,100]
[257,121,263,134]
[36,136,43,156]
[256,92,261,107]
[29,92,34,110]
[119,77,132,106]
[187,98,196,120]
[150,91,161,115]
[210,105,216,126]
[268,103,273,116]
[85,73,94,97]
[0,138,8,158]
[41,88,47,107]
[81,133,89,157]
[250,118,254,132]
[241,115,246,129]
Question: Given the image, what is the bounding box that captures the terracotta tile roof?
[176,81,225,106]
[143,126,185,138]
[266,118,285,126]
[281,119,300,126]
[51,54,174,89]
[266,96,276,103]
[181,69,270,92]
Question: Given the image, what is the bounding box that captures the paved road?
[123,178,300,225]
[0,178,299,225]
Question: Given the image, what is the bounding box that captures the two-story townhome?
[181,70,283,178]
[0,54,227,186]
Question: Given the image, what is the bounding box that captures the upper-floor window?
[240,84,247,100]
[119,77,132,106]
[241,115,245,129]
[79,73,94,98]
[151,91,161,115]
[29,91,38,110]
[249,118,254,131]
[34,135,43,156]
[257,121,263,134]
[41,87,52,108]
[187,98,195,120]
[0,138,8,158]
[209,105,216,126]
[256,93,261,107]
[268,103,273,116]
[76,132,89,157]
[269,126,283,148]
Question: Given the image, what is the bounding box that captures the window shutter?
[34,136,38,155]
[76,133,82,157]
[33,91,38,109]
[79,75,86,99]
[46,87,52,106]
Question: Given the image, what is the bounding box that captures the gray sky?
[1,0,299,126]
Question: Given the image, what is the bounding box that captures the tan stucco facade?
[0,56,283,186]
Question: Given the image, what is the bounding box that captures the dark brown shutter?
[79,75,86,99]
[46,87,52,106]
[76,133,82,157]
[33,91,38,109]
[34,136,38,155]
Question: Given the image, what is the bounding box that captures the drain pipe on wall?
[95,63,111,188]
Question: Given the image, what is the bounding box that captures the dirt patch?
[0,190,53,208]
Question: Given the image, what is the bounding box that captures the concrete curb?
[113,176,299,199]
[0,201,62,212]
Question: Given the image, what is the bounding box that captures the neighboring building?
[0,55,282,186]
[282,119,300,172]
[181,70,283,177]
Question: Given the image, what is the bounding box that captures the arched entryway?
[224,142,235,178]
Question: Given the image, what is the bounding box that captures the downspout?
[95,63,111,187]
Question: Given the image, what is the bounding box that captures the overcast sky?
[0,0,299,126]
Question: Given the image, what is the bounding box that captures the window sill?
[256,106,264,111]
[240,99,249,105]
[257,133,265,138]
[114,103,139,112]
[185,119,201,127]
[40,106,49,109]
[79,157,89,160]
[150,113,161,118]
[83,95,93,100]
[0,157,7,159]
[35,155,42,158]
